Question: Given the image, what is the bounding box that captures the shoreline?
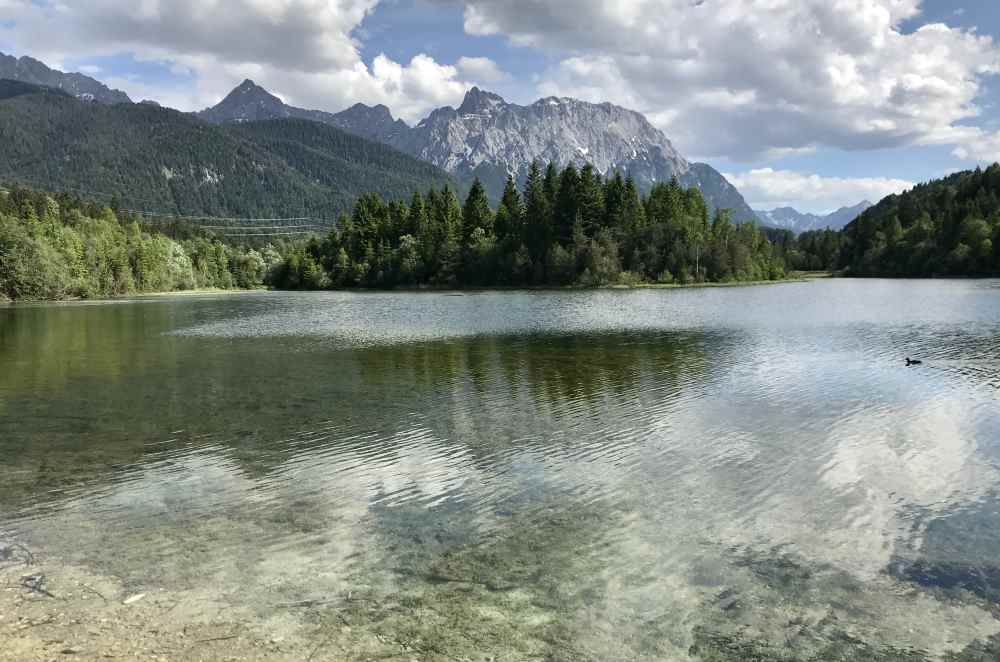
[0,287,262,306]
[1,279,811,304]
[10,272,1000,305]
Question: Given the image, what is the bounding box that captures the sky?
[1,0,999,213]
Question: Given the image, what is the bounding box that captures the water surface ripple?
[2,279,1000,660]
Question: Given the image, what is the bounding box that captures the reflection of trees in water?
[348,329,721,443]
[0,313,725,513]
[0,303,181,391]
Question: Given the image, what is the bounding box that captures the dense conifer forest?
[271,164,788,289]
[840,164,1000,276]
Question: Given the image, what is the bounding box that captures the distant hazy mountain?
[0,80,452,219]
[200,82,757,220]
[0,51,131,104]
[756,201,873,233]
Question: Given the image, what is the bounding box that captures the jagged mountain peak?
[458,87,507,114]
[226,79,280,103]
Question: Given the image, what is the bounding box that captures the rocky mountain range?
[0,51,771,224]
[199,81,757,221]
[0,51,131,104]
[393,87,689,195]
[755,202,873,234]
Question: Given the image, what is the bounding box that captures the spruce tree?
[407,191,428,239]
[543,163,560,210]
[494,175,523,242]
[603,171,626,236]
[461,178,493,246]
[578,164,605,236]
[434,186,462,283]
[523,162,552,269]
[554,164,580,246]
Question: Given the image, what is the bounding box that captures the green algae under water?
[3,280,1000,660]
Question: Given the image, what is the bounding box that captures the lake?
[2,279,1000,661]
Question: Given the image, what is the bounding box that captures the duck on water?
[906,357,923,366]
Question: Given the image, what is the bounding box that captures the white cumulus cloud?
[456,56,509,83]
[454,0,1000,162]
[723,168,915,213]
[0,0,473,121]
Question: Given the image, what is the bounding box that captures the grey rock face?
[392,87,690,195]
[0,51,131,104]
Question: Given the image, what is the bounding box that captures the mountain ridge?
[0,50,131,104]
[197,79,409,144]
[0,80,453,219]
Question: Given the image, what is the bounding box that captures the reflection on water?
[2,280,1000,660]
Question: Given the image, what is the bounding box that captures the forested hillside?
[273,164,787,290]
[226,120,452,204]
[0,80,453,220]
[0,185,282,301]
[841,164,1000,276]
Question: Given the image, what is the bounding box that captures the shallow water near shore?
[2,280,1000,660]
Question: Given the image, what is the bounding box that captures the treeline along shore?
[3,162,999,301]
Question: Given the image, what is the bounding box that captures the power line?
[126,210,328,224]
[0,173,338,229]
[218,231,318,237]
[199,225,324,230]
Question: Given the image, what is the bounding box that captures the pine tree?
[603,171,626,236]
[461,178,493,246]
[434,186,462,283]
[622,176,646,233]
[543,163,560,210]
[407,191,428,239]
[494,175,522,243]
[554,164,580,246]
[523,161,552,270]
[578,164,605,236]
